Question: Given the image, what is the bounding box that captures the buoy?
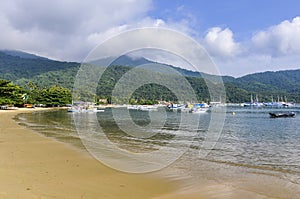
[232,112,235,115]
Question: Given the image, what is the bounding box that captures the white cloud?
[203,27,240,58]
[0,0,153,61]
[215,53,300,77]
[0,0,198,62]
[209,17,300,76]
[252,17,300,56]
[1,0,299,77]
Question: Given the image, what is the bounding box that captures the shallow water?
[15,105,300,196]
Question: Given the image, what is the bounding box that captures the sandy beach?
[0,108,177,199]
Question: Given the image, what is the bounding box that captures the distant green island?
[0,50,299,106]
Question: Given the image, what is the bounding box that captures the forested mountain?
[225,69,300,102]
[0,51,79,81]
[1,50,49,60]
[0,50,299,103]
[233,70,300,93]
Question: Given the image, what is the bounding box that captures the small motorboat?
[269,112,296,118]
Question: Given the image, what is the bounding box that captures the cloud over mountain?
[203,27,240,57]
[0,1,299,76]
[252,16,300,56]
[0,0,153,60]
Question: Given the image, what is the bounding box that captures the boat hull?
[269,112,296,118]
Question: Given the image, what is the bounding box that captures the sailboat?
[242,94,263,107]
[264,96,294,107]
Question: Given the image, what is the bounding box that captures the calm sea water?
[15,106,300,185]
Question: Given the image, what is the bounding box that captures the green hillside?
[225,70,300,102]
[0,50,299,103]
[0,51,79,81]
[235,70,300,93]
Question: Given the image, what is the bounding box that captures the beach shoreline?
[0,108,180,199]
[2,108,300,199]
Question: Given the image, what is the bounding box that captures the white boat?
[0,105,18,110]
[139,105,158,111]
[127,105,140,110]
[242,94,263,107]
[192,107,209,114]
[191,103,210,114]
[67,106,104,113]
[263,96,294,108]
[127,105,158,111]
[167,103,184,111]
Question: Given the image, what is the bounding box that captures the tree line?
[0,79,71,107]
[1,65,299,107]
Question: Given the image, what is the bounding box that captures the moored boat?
[191,103,210,114]
[0,105,18,110]
[166,103,183,111]
[67,106,104,113]
[242,94,263,107]
[269,112,296,118]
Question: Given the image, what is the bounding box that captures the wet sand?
[0,109,176,199]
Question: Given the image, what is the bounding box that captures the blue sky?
[1,0,300,76]
[148,0,300,76]
[151,0,300,37]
